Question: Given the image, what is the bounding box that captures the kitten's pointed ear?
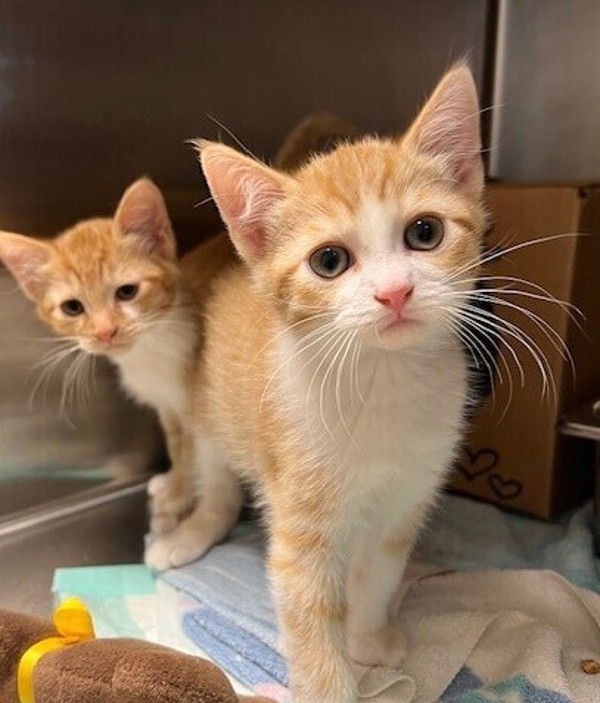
[0,231,52,300]
[196,141,291,262]
[114,178,176,259]
[403,64,484,196]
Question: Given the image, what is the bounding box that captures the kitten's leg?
[345,504,428,668]
[145,436,243,570]
[269,512,356,703]
[148,412,195,534]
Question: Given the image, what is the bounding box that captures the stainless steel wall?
[489,0,600,182]
[0,1,489,235]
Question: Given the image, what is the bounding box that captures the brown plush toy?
[0,606,274,703]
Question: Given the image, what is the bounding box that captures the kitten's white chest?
[279,335,467,496]
[115,309,196,420]
[346,349,465,487]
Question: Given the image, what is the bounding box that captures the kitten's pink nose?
[95,327,118,345]
[374,286,414,314]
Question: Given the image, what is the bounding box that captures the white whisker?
[308,329,347,440]
[447,232,586,283]
[457,304,557,404]
[259,322,340,412]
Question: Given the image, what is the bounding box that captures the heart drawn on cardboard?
[488,474,523,501]
[456,447,499,481]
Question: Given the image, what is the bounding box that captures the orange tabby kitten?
[145,65,487,702]
[0,180,211,526]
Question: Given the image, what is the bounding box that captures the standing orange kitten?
[0,180,208,527]
[145,65,488,703]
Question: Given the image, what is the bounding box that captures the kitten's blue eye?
[115,284,139,301]
[309,245,351,279]
[404,216,444,251]
[60,299,85,316]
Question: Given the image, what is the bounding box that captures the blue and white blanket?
[55,496,600,702]
[162,497,600,702]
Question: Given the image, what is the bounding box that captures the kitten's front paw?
[144,534,208,571]
[144,527,214,571]
[347,625,407,668]
[144,505,233,571]
[147,472,193,535]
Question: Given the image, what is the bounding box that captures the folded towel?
[161,498,600,702]
[416,496,599,592]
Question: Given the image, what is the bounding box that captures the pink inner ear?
[200,145,288,259]
[407,65,483,193]
[114,179,176,259]
[0,233,51,299]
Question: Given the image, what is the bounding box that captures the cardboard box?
[452,185,600,518]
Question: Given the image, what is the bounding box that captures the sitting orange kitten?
[0,180,204,528]
[145,65,488,702]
